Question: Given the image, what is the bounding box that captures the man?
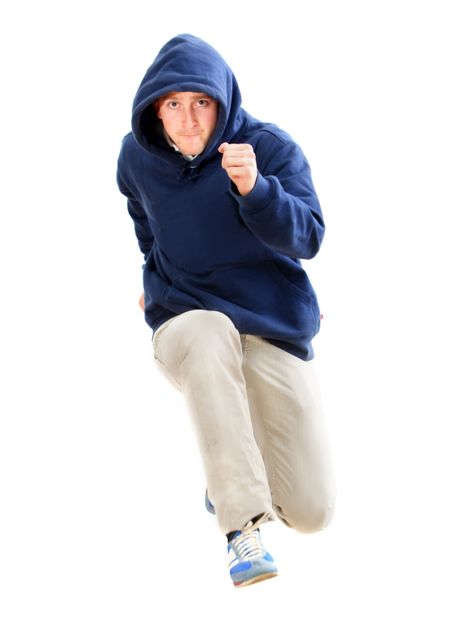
[117,34,336,588]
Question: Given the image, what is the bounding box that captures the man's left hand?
[218,142,257,196]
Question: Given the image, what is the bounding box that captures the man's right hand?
[139,293,145,311]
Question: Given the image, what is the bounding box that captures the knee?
[179,310,239,357]
[193,310,237,337]
[156,310,240,382]
[275,498,336,534]
[174,310,236,341]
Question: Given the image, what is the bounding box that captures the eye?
[167,101,179,109]
[196,98,209,107]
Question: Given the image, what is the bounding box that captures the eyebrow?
[160,92,211,102]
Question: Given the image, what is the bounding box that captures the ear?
[153,100,161,119]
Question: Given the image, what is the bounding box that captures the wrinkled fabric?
[152,310,336,533]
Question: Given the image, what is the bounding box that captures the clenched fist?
[218,142,257,196]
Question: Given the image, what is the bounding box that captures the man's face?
[155,91,219,156]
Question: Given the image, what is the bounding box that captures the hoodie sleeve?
[230,137,325,259]
[116,153,154,262]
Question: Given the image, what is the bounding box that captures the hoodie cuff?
[230,174,275,214]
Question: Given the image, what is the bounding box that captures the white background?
[1,0,449,621]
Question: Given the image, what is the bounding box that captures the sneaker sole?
[233,571,278,588]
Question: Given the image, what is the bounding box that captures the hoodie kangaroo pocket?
[268,261,314,303]
[268,261,320,336]
[171,261,319,340]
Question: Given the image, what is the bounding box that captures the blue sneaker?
[228,527,278,588]
[205,490,215,514]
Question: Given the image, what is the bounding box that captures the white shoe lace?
[232,530,265,560]
[229,511,274,561]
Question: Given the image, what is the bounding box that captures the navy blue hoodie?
[117,34,325,361]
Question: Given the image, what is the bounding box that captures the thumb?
[218,142,229,154]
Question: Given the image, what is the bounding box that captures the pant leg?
[152,310,275,534]
[241,335,336,533]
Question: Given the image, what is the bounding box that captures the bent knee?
[195,310,237,335]
[174,310,237,343]
[179,310,240,356]
[275,499,336,533]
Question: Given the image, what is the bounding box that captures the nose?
[182,106,198,128]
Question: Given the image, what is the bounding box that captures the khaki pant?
[152,309,336,535]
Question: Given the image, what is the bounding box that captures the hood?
[131,34,245,159]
